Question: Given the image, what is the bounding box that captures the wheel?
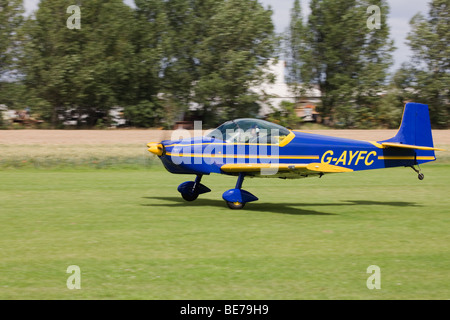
[418,173,424,180]
[181,192,199,202]
[226,201,246,210]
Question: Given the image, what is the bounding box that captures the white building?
[252,59,321,118]
[182,59,322,124]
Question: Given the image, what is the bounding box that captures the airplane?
[147,102,444,209]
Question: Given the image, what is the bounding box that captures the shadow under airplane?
[142,196,421,216]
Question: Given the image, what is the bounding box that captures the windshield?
[206,118,291,144]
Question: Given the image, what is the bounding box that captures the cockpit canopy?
[206,118,291,144]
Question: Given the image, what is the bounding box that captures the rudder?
[383,102,435,148]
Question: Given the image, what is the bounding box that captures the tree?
[160,0,217,107]
[285,0,305,86]
[19,0,277,128]
[123,0,167,127]
[355,0,395,128]
[0,0,23,80]
[289,0,394,128]
[154,0,276,126]
[399,0,449,128]
[193,0,276,125]
[20,0,138,127]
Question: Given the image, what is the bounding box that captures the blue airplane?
[148,102,443,209]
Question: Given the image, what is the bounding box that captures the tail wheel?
[410,166,425,181]
[226,201,245,210]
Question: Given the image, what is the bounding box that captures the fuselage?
[157,130,436,177]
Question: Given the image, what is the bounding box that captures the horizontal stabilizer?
[381,142,445,151]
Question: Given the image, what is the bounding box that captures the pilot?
[249,125,260,143]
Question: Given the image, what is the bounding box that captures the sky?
[23,0,431,73]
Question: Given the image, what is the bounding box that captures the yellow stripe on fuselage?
[165,142,279,148]
[165,152,319,160]
[378,156,436,160]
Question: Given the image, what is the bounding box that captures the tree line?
[284,0,448,129]
[0,0,448,129]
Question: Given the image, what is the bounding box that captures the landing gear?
[178,175,211,202]
[177,173,259,209]
[181,192,199,202]
[222,173,258,210]
[410,165,425,180]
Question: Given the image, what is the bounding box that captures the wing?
[380,142,444,151]
[221,163,353,176]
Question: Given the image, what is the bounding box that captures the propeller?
[147,127,173,157]
[146,122,203,157]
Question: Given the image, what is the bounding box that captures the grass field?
[0,160,449,299]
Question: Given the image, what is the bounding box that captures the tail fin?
[383,102,435,148]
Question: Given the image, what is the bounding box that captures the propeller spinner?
[147,142,164,156]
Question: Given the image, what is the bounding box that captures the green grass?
[0,164,449,299]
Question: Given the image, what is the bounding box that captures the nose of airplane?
[147,142,164,156]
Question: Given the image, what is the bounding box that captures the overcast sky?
[24,0,431,73]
